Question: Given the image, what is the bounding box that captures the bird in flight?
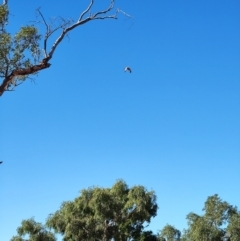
[124,66,132,73]
[0,161,3,164]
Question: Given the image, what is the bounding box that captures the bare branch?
[92,15,118,21]
[0,0,131,96]
[79,0,94,21]
[37,8,48,28]
[36,8,49,57]
[47,0,119,60]
[92,0,114,18]
[117,9,133,19]
[36,8,73,58]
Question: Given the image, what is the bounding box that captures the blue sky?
[1,0,240,240]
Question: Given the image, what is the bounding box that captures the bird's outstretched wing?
[124,66,132,73]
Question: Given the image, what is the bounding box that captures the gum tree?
[182,194,238,241]
[0,0,129,96]
[158,224,181,241]
[12,180,158,241]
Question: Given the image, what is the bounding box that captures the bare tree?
[0,0,130,96]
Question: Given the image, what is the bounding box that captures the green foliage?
[0,5,41,81]
[139,231,159,241]
[182,194,239,241]
[227,213,240,241]
[46,180,158,241]
[11,218,56,241]
[0,5,8,27]
[0,32,11,73]
[14,26,41,63]
[159,224,181,241]
[203,194,237,227]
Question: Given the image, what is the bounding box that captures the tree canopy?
[11,181,240,241]
[11,218,56,241]
[11,180,158,241]
[158,224,181,241]
[182,194,239,241]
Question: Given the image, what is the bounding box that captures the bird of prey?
[0,161,2,164]
[124,66,132,73]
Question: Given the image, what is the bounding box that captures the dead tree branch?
[79,0,94,21]
[47,0,118,61]
[36,8,73,58]
[0,0,131,96]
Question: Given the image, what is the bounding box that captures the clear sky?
[1,0,240,240]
